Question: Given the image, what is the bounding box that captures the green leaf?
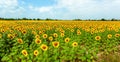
[1,56,10,61]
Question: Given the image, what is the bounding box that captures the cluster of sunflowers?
[0,21,120,62]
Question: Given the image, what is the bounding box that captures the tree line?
[0,17,120,21]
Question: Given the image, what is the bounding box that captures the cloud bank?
[0,0,120,19]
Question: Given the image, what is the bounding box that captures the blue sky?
[0,0,120,19]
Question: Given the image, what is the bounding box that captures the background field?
[0,21,120,62]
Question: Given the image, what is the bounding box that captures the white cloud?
[0,0,25,18]
[0,0,18,8]
[29,6,53,13]
[28,0,120,19]
[1,0,120,19]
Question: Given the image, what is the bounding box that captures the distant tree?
[73,19,82,21]
[37,18,41,20]
[46,18,53,21]
[22,18,28,20]
[101,18,106,21]
[111,18,118,21]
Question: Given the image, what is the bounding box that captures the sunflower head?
[71,29,74,32]
[34,50,39,56]
[39,31,42,35]
[32,31,37,35]
[65,37,70,43]
[35,38,41,44]
[40,44,48,51]
[22,30,27,34]
[60,30,65,33]
[35,35,40,38]
[48,36,53,41]
[60,33,64,37]
[53,33,58,38]
[95,36,101,41]
[1,29,5,33]
[43,34,48,39]
[115,33,120,37]
[17,38,23,44]
[72,42,78,47]
[77,29,81,35]
[77,31,81,35]
[107,34,112,39]
[21,50,28,56]
[7,34,14,39]
[52,41,59,48]
[10,30,14,33]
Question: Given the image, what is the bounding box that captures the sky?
[0,0,120,20]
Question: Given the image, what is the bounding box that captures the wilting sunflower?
[53,33,58,38]
[95,36,101,41]
[72,42,78,47]
[115,33,120,37]
[48,36,53,41]
[17,38,23,44]
[40,44,48,51]
[34,50,39,56]
[35,35,40,38]
[43,34,48,39]
[35,38,41,44]
[107,34,112,39]
[21,50,28,56]
[52,41,59,48]
[65,37,70,43]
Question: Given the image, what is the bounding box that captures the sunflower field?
[0,21,120,62]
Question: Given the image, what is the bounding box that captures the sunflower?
[48,36,53,41]
[72,42,78,47]
[32,31,37,35]
[10,30,14,33]
[71,29,74,32]
[65,37,70,43]
[115,33,120,37]
[21,50,28,56]
[60,33,64,37]
[53,33,58,38]
[1,29,5,33]
[7,34,14,39]
[35,35,40,38]
[35,38,41,44]
[107,34,112,39]
[95,36,101,41]
[52,41,59,48]
[39,31,42,35]
[17,38,23,44]
[43,34,48,39]
[42,30,45,33]
[77,31,81,35]
[40,44,48,51]
[60,30,65,33]
[34,50,39,56]
[22,30,27,34]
